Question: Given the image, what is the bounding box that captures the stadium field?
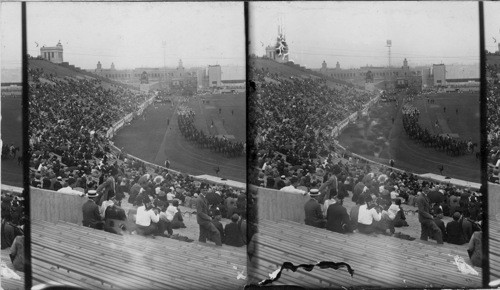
[113,93,246,182]
[338,91,481,182]
[1,95,23,187]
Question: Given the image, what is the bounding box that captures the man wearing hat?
[82,190,104,230]
[416,188,443,244]
[304,189,326,228]
[196,190,222,246]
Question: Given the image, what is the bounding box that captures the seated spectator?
[467,231,482,267]
[357,195,383,235]
[322,188,338,217]
[57,182,84,195]
[9,235,24,272]
[235,193,246,217]
[169,200,186,229]
[225,195,237,219]
[325,194,351,234]
[393,199,409,227]
[1,216,22,249]
[135,197,160,237]
[104,196,127,235]
[82,190,104,230]
[349,198,361,231]
[280,176,306,194]
[53,176,63,191]
[433,207,447,242]
[446,212,467,245]
[224,214,245,247]
[157,201,174,237]
[304,189,326,228]
[212,209,225,244]
[1,194,13,220]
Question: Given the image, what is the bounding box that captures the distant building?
[432,64,446,87]
[208,65,222,87]
[317,58,422,91]
[40,41,63,64]
[91,59,199,92]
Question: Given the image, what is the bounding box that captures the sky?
[1,2,22,70]
[23,2,244,74]
[250,2,480,69]
[485,2,500,54]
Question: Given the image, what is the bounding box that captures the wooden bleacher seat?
[31,219,247,289]
[490,221,500,281]
[249,219,482,288]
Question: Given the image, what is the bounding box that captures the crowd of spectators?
[1,191,26,272]
[27,66,249,247]
[249,67,374,167]
[487,64,500,183]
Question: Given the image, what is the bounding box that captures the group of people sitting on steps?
[79,163,248,246]
[1,191,26,272]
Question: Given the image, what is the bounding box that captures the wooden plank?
[31,219,246,289]
[252,219,481,288]
[31,229,230,287]
[32,259,109,290]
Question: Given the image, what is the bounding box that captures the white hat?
[87,190,98,198]
[309,189,320,196]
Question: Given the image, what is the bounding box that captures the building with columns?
[317,58,422,90]
[40,41,64,64]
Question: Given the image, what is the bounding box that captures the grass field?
[113,93,246,182]
[338,92,481,182]
[1,95,23,187]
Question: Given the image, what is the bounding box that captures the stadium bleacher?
[250,219,481,288]
[31,219,247,289]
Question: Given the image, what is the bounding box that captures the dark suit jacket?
[82,200,101,227]
[416,194,433,223]
[446,220,466,245]
[105,205,126,221]
[196,195,212,226]
[224,222,245,247]
[326,202,351,233]
[304,199,324,226]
